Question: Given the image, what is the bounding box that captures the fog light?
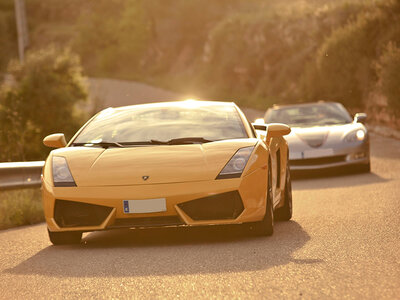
[347,152,366,161]
[354,152,366,159]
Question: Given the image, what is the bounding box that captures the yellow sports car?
[42,100,292,245]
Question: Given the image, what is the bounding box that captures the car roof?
[103,100,237,113]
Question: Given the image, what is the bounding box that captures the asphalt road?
[0,133,399,299]
[86,78,265,121]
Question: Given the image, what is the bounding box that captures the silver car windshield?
[72,103,248,145]
[265,103,353,127]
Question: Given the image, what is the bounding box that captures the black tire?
[275,164,293,221]
[48,229,82,245]
[251,164,274,236]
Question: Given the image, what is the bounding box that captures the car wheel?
[48,229,82,245]
[251,164,274,236]
[275,164,293,221]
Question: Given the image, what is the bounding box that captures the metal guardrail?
[0,161,44,190]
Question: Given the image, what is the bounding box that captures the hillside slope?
[1,0,399,127]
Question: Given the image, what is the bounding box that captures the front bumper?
[289,142,370,171]
[42,167,268,232]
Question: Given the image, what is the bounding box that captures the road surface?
[86,78,264,121]
[0,133,399,299]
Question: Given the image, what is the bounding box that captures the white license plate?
[289,152,302,160]
[123,198,166,214]
[304,148,334,159]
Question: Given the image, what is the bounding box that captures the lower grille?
[54,199,113,228]
[110,216,183,228]
[290,155,346,166]
[178,191,244,221]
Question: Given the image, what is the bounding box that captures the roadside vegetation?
[0,188,43,229]
[1,0,399,124]
[0,0,16,71]
[0,45,87,228]
[0,46,88,161]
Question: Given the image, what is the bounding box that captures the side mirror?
[43,133,67,148]
[252,121,267,140]
[252,123,267,131]
[267,123,291,139]
[252,118,267,131]
[354,113,367,124]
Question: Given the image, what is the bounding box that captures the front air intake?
[54,199,113,228]
[177,191,244,221]
[290,155,346,166]
[110,216,184,229]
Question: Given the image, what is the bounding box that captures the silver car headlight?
[52,156,76,187]
[216,146,254,179]
[345,129,366,143]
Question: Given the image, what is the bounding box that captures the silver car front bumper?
[289,143,370,171]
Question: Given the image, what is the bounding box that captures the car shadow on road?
[291,169,389,190]
[5,221,322,277]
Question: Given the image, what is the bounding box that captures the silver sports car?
[263,102,370,172]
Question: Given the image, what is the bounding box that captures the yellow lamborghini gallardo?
[42,100,292,245]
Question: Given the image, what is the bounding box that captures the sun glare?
[181,99,201,108]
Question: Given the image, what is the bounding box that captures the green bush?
[74,0,151,76]
[0,46,88,161]
[0,188,43,230]
[375,42,400,114]
[311,12,382,106]
[300,1,399,107]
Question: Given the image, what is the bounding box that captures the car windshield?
[264,103,353,127]
[72,102,248,145]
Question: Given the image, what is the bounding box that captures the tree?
[0,46,87,161]
[74,0,151,76]
[375,42,400,114]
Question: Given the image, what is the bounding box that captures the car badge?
[142,176,149,181]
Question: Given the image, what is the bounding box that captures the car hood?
[285,123,366,157]
[50,139,257,187]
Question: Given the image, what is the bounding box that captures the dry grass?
[0,188,44,230]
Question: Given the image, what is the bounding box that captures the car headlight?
[52,156,76,187]
[345,129,366,143]
[216,146,254,179]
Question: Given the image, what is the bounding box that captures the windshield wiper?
[156,137,213,145]
[72,138,214,147]
[72,141,125,148]
[118,141,164,146]
[119,137,213,146]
